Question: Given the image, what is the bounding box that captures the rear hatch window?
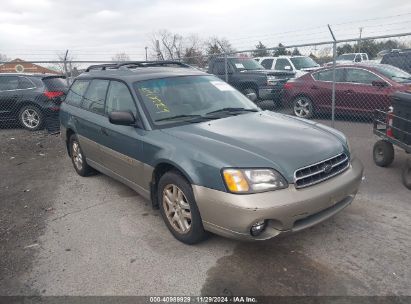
[42,77,68,92]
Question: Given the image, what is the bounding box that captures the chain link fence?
[181,32,411,131]
[0,32,411,135]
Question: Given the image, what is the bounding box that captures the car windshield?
[134,75,259,126]
[231,58,264,71]
[373,65,411,83]
[290,57,319,69]
[337,54,356,61]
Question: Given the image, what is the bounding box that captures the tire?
[19,105,44,131]
[69,134,94,177]
[293,96,314,119]
[158,171,208,244]
[373,140,394,167]
[402,158,411,190]
[242,87,257,97]
[256,100,277,111]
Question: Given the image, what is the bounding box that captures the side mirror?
[109,111,136,126]
[284,66,292,70]
[354,57,361,62]
[246,92,258,102]
[372,80,388,88]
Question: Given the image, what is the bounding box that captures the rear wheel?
[373,140,394,167]
[158,171,208,244]
[256,100,277,111]
[69,134,94,176]
[402,158,411,190]
[242,88,258,98]
[19,105,43,131]
[293,96,314,119]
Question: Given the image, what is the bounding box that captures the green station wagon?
[60,61,364,244]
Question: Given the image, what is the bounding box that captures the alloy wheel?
[22,108,40,129]
[294,98,312,118]
[162,184,192,234]
[72,141,83,171]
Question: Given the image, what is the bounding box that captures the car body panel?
[60,65,363,241]
[161,111,346,183]
[0,74,67,124]
[283,64,410,114]
[194,157,363,240]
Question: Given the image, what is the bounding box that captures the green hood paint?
[161,111,347,183]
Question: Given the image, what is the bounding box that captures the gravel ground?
[0,119,410,297]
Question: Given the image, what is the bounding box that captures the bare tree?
[183,34,205,65]
[206,37,235,55]
[54,51,80,76]
[112,52,130,62]
[151,30,184,60]
[0,53,10,62]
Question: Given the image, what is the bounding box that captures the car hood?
[161,112,346,182]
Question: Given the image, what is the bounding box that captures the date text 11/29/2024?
[149,296,258,303]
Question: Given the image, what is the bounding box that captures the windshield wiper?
[155,114,202,122]
[206,107,259,116]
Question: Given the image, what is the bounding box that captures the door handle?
[344,90,354,94]
[310,85,319,90]
[100,127,109,136]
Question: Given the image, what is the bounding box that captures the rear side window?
[274,58,291,70]
[43,77,67,91]
[18,77,35,89]
[313,69,344,82]
[81,79,109,114]
[66,80,90,106]
[0,76,19,91]
[261,59,273,69]
[105,81,137,117]
[345,69,380,84]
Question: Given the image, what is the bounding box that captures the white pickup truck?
[254,55,321,78]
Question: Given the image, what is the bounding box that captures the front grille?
[294,153,349,189]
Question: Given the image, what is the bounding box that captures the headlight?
[222,168,288,193]
[266,75,278,86]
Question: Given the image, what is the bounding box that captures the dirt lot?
[0,121,410,297]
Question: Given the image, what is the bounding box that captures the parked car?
[325,53,369,66]
[381,49,411,74]
[0,73,67,130]
[283,63,411,119]
[254,56,320,77]
[207,57,293,109]
[60,61,363,244]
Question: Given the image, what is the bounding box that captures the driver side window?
[105,81,137,117]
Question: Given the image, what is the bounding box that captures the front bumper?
[193,157,364,240]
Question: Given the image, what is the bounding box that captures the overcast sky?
[1,0,411,61]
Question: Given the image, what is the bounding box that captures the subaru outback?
[60,61,364,244]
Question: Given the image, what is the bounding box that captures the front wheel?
[402,158,411,190]
[158,171,208,244]
[373,140,394,167]
[293,96,314,119]
[19,105,44,131]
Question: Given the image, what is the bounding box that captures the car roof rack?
[85,63,119,72]
[85,61,190,72]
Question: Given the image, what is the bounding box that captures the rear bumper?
[258,87,283,101]
[193,157,363,240]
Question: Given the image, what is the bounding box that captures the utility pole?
[327,24,337,128]
[358,27,363,53]
[145,46,148,61]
